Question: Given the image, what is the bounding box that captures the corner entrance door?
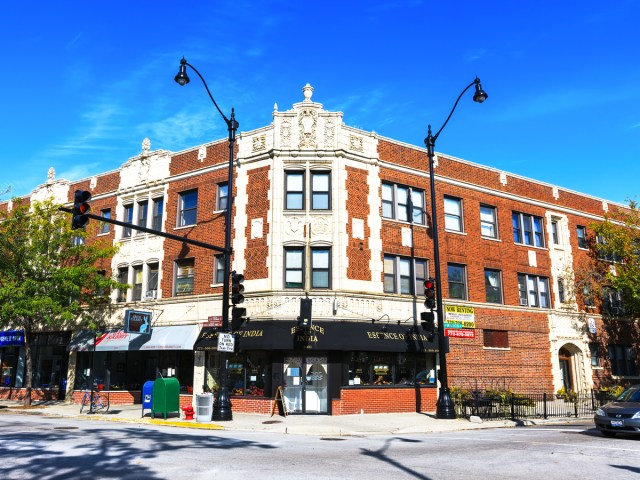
[283,356,328,414]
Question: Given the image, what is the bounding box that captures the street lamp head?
[174,57,190,86]
[472,77,488,103]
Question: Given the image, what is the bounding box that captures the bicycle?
[79,390,110,413]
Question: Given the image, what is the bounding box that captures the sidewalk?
[0,400,588,436]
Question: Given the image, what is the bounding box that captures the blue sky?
[2,1,639,204]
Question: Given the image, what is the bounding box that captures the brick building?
[0,84,635,413]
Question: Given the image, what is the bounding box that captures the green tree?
[0,198,123,405]
[590,200,640,318]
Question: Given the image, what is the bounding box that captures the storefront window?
[206,351,272,397]
[346,352,435,387]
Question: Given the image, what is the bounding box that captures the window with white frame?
[557,277,566,304]
[311,247,331,288]
[217,182,228,211]
[214,255,225,284]
[448,263,467,300]
[551,218,561,245]
[589,343,602,368]
[152,197,163,231]
[444,196,463,232]
[99,209,111,235]
[285,171,304,210]
[132,265,143,301]
[381,182,425,225]
[284,246,332,289]
[311,172,330,210]
[178,190,198,227]
[383,256,427,295]
[512,212,545,247]
[174,259,195,296]
[484,269,503,304]
[576,225,587,249]
[517,273,550,308]
[137,200,148,235]
[122,204,134,238]
[480,205,498,239]
[116,267,128,302]
[147,263,159,299]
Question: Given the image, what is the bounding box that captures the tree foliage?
[0,198,124,404]
[590,200,640,318]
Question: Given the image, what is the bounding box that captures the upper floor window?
[576,226,587,249]
[596,235,623,263]
[116,267,128,302]
[517,273,550,308]
[480,205,498,239]
[484,269,503,304]
[382,183,425,225]
[175,259,195,296]
[152,197,163,231]
[132,265,143,301]
[608,344,637,376]
[99,209,111,235]
[311,247,331,288]
[147,263,159,299]
[284,247,304,288]
[484,330,509,349]
[512,212,544,247]
[285,171,304,210]
[217,183,228,211]
[444,197,463,232]
[137,201,148,235]
[603,287,625,316]
[384,256,427,295]
[214,255,225,284]
[589,343,602,368]
[448,263,467,300]
[178,190,198,227]
[122,204,134,238]
[551,219,559,245]
[557,278,566,304]
[311,172,331,210]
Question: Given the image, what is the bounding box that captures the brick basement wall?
[333,387,437,415]
[0,387,60,401]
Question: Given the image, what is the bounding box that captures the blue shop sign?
[0,330,25,347]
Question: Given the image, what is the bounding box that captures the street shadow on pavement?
[0,418,277,479]
[360,437,431,480]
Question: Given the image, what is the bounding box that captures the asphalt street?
[1,414,639,479]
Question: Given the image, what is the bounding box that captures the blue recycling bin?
[142,381,154,417]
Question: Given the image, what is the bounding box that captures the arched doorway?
[558,346,573,392]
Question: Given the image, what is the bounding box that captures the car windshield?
[616,387,640,402]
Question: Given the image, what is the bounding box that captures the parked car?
[594,385,640,437]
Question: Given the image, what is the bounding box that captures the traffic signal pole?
[59,207,228,254]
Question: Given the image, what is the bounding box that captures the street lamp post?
[175,57,238,421]
[424,77,487,419]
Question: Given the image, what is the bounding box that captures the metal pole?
[425,127,455,419]
[423,78,487,419]
[213,109,238,421]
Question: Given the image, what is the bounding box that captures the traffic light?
[71,190,92,229]
[231,271,245,305]
[420,311,435,341]
[298,298,313,328]
[424,277,436,310]
[231,306,247,331]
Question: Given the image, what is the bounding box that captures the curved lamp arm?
[425,77,487,147]
[175,57,238,130]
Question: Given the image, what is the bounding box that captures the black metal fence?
[454,390,612,421]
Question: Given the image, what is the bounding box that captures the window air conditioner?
[519,298,528,306]
[143,290,157,300]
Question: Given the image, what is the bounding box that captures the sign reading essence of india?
[444,305,476,338]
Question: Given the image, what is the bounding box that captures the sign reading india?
[444,305,475,328]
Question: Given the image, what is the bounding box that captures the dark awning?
[194,320,439,353]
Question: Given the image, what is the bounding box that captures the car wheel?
[601,431,617,438]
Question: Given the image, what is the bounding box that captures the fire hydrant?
[182,405,195,420]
